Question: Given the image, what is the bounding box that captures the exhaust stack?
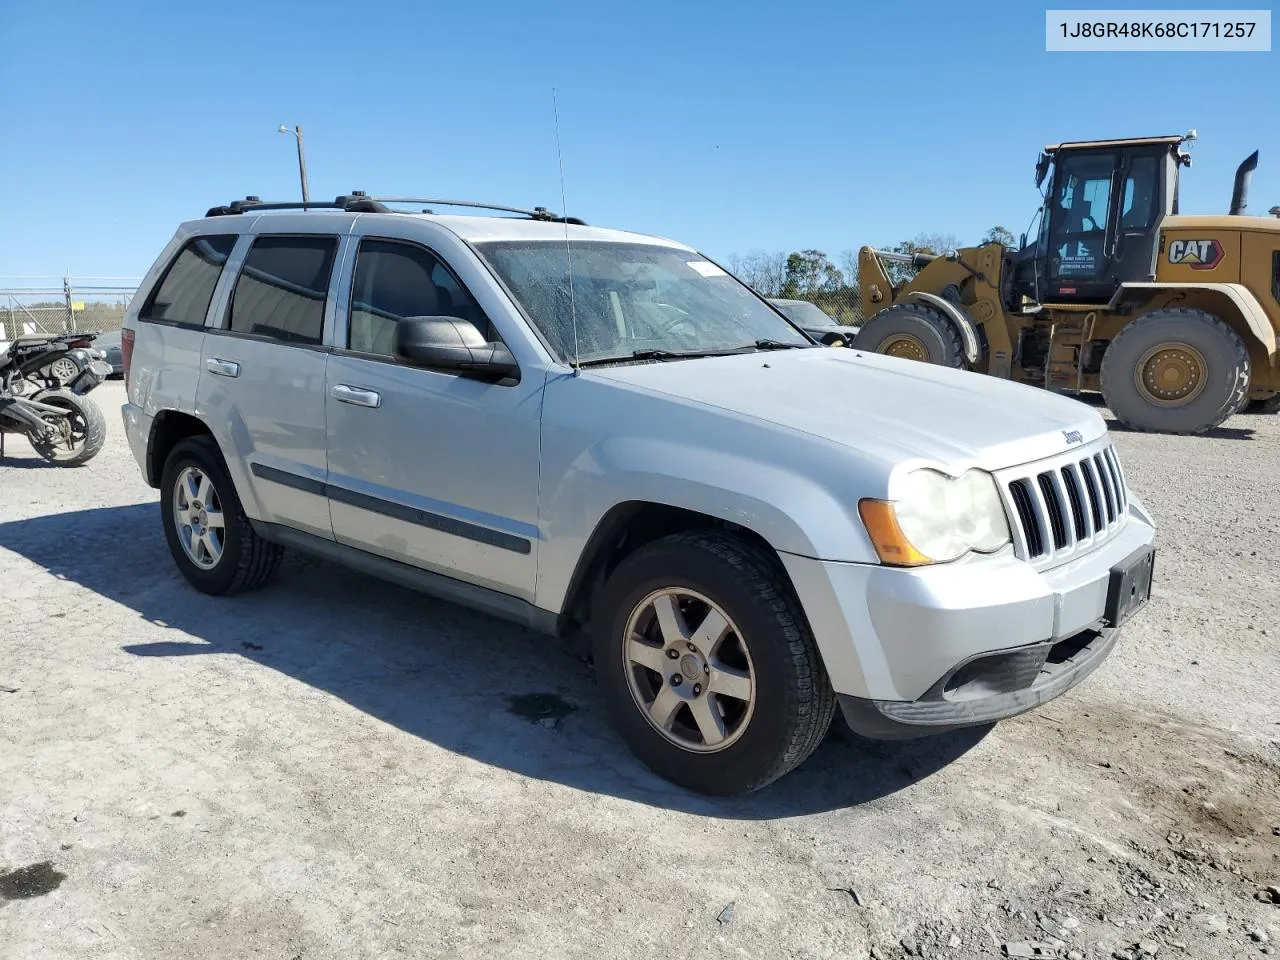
[1229,150,1259,215]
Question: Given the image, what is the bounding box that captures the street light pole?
[278,124,310,202]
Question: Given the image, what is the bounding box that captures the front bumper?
[779,498,1156,735]
[837,623,1119,739]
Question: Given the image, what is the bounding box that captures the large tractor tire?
[852,303,966,368]
[1100,308,1250,435]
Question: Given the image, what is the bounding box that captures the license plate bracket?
[1105,546,1155,627]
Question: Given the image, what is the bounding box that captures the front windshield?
[771,300,834,326]
[476,241,809,364]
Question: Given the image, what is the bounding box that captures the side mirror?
[1034,152,1051,189]
[395,316,519,382]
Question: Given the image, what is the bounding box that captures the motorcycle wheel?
[28,389,107,466]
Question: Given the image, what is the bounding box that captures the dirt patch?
[0,862,66,901]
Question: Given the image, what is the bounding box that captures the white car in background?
[768,297,860,346]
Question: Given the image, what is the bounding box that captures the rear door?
[196,223,347,540]
[129,232,238,420]
[323,234,542,600]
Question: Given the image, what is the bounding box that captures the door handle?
[331,384,382,408]
[206,358,240,378]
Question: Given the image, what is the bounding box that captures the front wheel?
[592,531,835,795]
[852,302,967,368]
[28,389,106,466]
[1100,308,1249,434]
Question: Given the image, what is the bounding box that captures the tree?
[780,249,842,298]
[725,250,787,296]
[911,232,962,256]
[979,225,1018,249]
[838,249,859,288]
[878,233,961,286]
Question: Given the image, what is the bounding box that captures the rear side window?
[229,235,338,345]
[142,235,237,325]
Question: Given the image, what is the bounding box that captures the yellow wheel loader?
[854,132,1280,433]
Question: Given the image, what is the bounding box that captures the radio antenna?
[552,88,580,373]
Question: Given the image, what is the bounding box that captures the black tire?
[1100,308,1249,435]
[160,435,283,595]
[1244,395,1280,415]
[852,302,966,368]
[591,530,835,795]
[28,389,107,466]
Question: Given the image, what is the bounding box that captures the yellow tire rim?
[880,333,929,362]
[1135,342,1207,407]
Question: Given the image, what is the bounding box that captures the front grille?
[1001,443,1128,565]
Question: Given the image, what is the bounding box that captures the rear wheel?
[160,435,283,595]
[591,530,835,795]
[1100,308,1249,434]
[43,356,82,383]
[852,302,966,368]
[28,389,106,466]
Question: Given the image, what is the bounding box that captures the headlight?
[859,468,1011,566]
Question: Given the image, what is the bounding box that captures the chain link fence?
[723,253,868,328]
[1,277,140,342]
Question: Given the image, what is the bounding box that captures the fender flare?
[1111,282,1278,366]
[901,291,982,365]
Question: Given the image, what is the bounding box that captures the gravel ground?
[1,381,1277,960]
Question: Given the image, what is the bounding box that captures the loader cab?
[1014,135,1185,305]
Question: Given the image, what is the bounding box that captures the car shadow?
[1105,420,1256,441]
[0,503,989,818]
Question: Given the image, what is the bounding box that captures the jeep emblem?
[1063,430,1084,445]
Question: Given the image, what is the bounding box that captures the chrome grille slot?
[1009,479,1045,557]
[1060,465,1088,540]
[1094,453,1116,522]
[1079,458,1105,530]
[1036,474,1069,551]
[1104,447,1127,513]
[998,440,1130,568]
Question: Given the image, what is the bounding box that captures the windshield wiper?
[576,348,738,368]
[750,338,807,350]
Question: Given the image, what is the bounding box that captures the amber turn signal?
[857,499,933,567]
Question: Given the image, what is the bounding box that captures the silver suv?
[121,195,1157,795]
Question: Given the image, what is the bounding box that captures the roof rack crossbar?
[206,195,390,217]
[370,197,586,224]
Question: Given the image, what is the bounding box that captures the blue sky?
[0,0,1275,280]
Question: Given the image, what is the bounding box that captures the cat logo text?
[1167,238,1224,270]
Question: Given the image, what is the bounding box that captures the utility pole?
[278,124,310,202]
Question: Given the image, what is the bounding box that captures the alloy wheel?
[173,466,226,569]
[622,588,756,753]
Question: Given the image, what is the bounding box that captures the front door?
[1046,152,1117,301]
[324,237,542,600]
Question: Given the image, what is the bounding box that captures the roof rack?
[369,197,586,224]
[205,192,389,217]
[205,192,586,224]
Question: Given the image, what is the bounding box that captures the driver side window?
[347,239,493,358]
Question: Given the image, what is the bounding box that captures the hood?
[586,348,1107,472]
